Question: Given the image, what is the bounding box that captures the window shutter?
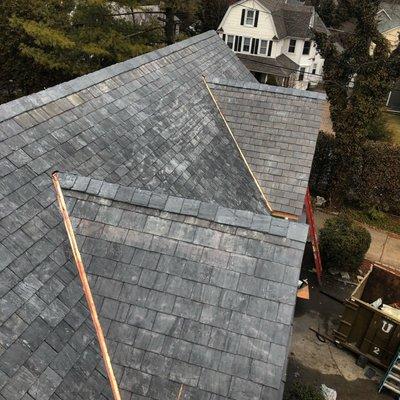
[251,39,259,54]
[254,10,259,27]
[250,38,255,54]
[238,36,243,51]
[222,34,226,42]
[234,36,240,51]
[268,41,273,56]
[240,9,245,25]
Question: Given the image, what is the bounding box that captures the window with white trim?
[245,9,255,26]
[242,37,251,53]
[226,35,234,49]
[259,40,268,55]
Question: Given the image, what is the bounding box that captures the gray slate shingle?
[0,30,320,400]
[208,79,324,216]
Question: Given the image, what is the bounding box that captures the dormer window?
[240,9,259,27]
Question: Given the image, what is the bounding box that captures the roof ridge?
[59,172,309,242]
[0,30,217,123]
[206,77,327,100]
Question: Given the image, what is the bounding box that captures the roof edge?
[0,30,217,123]
[58,172,309,243]
[206,77,327,101]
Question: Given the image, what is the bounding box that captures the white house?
[218,0,329,89]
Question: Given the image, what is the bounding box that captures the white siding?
[219,0,276,40]
[384,27,400,51]
[282,39,323,84]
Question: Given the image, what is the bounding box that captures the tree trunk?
[165,6,175,45]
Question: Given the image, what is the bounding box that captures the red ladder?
[305,187,323,285]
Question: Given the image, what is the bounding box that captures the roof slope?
[36,172,307,400]
[378,2,400,33]
[0,31,267,214]
[257,0,329,38]
[0,31,319,400]
[237,53,299,78]
[208,78,325,217]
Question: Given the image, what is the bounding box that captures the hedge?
[310,132,400,215]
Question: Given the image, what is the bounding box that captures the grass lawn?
[385,112,400,145]
[345,208,400,235]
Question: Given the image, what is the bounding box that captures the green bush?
[285,383,324,400]
[319,214,371,272]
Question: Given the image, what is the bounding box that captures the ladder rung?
[393,364,400,372]
[383,382,400,395]
[388,373,400,384]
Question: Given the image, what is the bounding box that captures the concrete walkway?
[315,210,400,269]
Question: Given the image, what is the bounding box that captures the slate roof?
[237,54,299,78]
[0,30,321,400]
[0,32,267,215]
[207,78,325,217]
[256,0,329,38]
[46,172,307,400]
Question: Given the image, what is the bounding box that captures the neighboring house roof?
[208,78,325,216]
[237,53,299,78]
[378,2,400,33]
[255,0,329,38]
[0,31,321,400]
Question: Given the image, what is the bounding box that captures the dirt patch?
[285,358,393,400]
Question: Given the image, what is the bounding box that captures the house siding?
[220,1,277,41]
[383,27,400,51]
[281,38,324,88]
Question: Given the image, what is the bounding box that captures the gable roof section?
[207,78,325,217]
[46,172,307,400]
[0,31,267,214]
